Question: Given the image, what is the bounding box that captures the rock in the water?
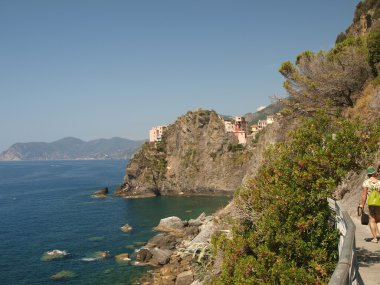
[81,251,110,261]
[136,248,153,263]
[50,270,77,280]
[121,223,133,233]
[154,216,185,234]
[93,187,109,198]
[150,248,172,265]
[41,249,69,261]
[115,253,131,263]
[175,270,194,285]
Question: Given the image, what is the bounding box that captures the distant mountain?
[243,101,283,124]
[220,102,283,124]
[0,137,145,161]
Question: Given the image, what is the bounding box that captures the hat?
[367,166,376,175]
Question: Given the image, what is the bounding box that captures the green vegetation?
[140,141,167,186]
[207,2,380,283]
[211,112,380,284]
[228,143,245,152]
[279,41,371,114]
[368,26,380,75]
[335,32,347,44]
[373,74,380,86]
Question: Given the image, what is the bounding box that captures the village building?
[224,114,277,144]
[250,124,259,138]
[224,116,248,145]
[149,126,167,143]
[257,120,267,130]
[224,121,234,132]
[266,115,274,124]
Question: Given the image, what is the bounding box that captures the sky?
[0,0,359,151]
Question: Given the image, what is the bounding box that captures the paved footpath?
[352,216,380,285]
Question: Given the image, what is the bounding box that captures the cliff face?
[116,109,255,197]
[116,108,294,197]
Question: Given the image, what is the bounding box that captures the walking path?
[352,216,380,285]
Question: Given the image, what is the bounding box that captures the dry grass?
[344,83,380,122]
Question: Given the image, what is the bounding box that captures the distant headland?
[0,137,145,161]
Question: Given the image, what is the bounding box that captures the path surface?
[352,216,380,285]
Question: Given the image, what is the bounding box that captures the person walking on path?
[359,166,380,243]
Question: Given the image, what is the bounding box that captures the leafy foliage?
[228,143,245,152]
[140,141,168,186]
[211,112,380,284]
[367,26,380,75]
[279,40,371,114]
[335,32,347,44]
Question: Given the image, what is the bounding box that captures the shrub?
[228,143,245,152]
[335,32,347,44]
[368,27,380,75]
[212,111,380,284]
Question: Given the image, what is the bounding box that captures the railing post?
[328,199,358,285]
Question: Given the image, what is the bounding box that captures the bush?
[228,143,245,152]
[368,27,380,76]
[212,112,380,284]
[335,32,347,44]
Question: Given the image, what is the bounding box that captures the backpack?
[368,181,380,206]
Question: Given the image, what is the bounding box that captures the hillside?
[0,137,144,160]
[115,105,290,197]
[129,1,380,284]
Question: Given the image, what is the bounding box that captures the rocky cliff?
[115,108,293,197]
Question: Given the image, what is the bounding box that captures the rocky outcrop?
[136,212,221,285]
[115,253,131,263]
[120,223,133,233]
[93,187,109,198]
[116,109,288,197]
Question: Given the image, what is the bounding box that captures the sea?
[0,160,230,285]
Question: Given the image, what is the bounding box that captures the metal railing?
[328,199,359,285]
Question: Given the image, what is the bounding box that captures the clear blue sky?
[0,0,358,151]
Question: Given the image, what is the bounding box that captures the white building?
[266,115,274,125]
[224,121,234,132]
[258,120,267,130]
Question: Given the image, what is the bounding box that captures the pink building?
[233,116,247,132]
[149,126,167,142]
[224,116,248,145]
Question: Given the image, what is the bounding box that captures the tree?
[279,45,371,114]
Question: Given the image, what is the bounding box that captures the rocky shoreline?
[132,207,232,285]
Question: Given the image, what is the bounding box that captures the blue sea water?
[0,160,230,285]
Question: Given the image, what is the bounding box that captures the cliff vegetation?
[116,109,257,197]
[209,1,380,284]
[123,1,380,284]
